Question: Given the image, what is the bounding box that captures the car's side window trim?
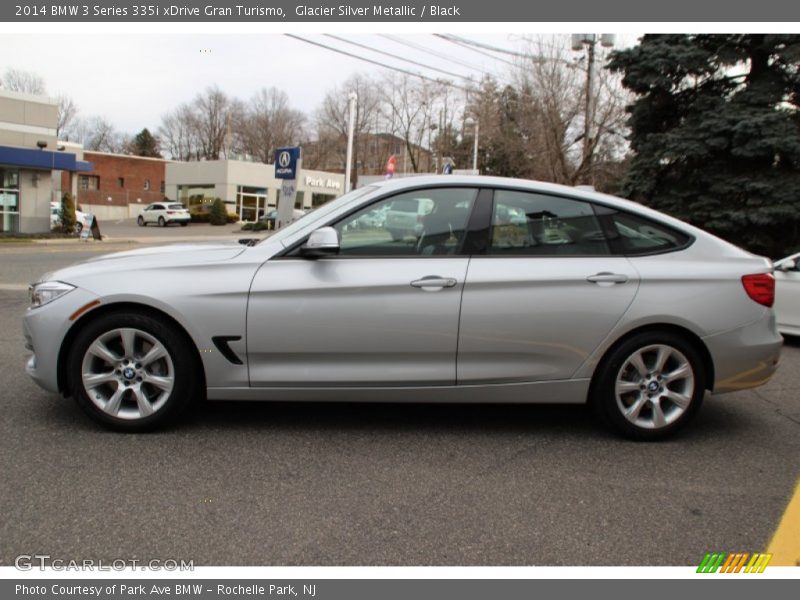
[276,185,486,260]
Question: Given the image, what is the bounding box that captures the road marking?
[766,477,800,565]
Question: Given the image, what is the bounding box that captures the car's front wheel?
[75,223,83,234]
[591,331,706,441]
[137,216,145,227]
[67,311,198,431]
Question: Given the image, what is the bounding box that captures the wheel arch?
[57,302,207,396]
[589,323,715,397]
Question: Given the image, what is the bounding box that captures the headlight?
[29,281,75,308]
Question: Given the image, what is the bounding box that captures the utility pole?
[344,92,357,193]
[572,34,615,186]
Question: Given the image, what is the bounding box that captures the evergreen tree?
[58,192,77,234]
[130,128,162,158]
[208,198,228,226]
[609,34,800,257]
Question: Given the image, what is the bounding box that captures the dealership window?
[489,190,610,256]
[144,179,151,191]
[117,177,124,188]
[0,167,20,233]
[237,185,268,222]
[312,193,336,208]
[78,175,99,191]
[178,184,216,212]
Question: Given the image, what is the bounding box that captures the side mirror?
[301,227,340,258]
[777,259,796,272]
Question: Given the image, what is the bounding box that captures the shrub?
[58,192,77,234]
[208,198,228,226]
[252,221,268,231]
[241,222,254,231]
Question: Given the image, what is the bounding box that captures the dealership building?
[165,159,345,221]
[0,90,91,233]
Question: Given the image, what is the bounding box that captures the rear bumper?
[703,311,782,393]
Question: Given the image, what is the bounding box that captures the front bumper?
[23,286,102,394]
[703,310,783,393]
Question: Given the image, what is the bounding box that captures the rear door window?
[489,190,610,256]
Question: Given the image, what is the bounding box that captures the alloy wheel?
[614,344,695,430]
[81,327,175,420]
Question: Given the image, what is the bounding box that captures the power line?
[379,34,493,74]
[438,34,575,66]
[283,34,474,92]
[432,34,520,68]
[324,34,477,84]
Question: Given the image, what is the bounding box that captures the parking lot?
[1,240,799,566]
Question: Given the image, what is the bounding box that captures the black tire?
[180,222,188,227]
[67,310,199,432]
[158,216,166,227]
[75,223,83,234]
[137,216,145,227]
[590,331,706,441]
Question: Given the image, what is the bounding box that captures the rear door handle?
[410,276,458,289]
[586,272,629,284]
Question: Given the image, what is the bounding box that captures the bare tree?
[314,73,382,187]
[2,68,46,94]
[159,105,199,161]
[71,116,128,153]
[234,87,306,163]
[57,94,79,139]
[380,73,444,173]
[192,86,234,160]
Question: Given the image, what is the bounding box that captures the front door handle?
[586,272,629,284]
[410,276,458,289]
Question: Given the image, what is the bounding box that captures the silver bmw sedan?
[23,176,782,439]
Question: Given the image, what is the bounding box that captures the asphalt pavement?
[1,244,799,566]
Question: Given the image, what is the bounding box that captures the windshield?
[258,185,380,245]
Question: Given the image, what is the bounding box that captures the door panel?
[247,258,469,386]
[457,257,639,383]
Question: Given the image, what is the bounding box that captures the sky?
[0,33,639,136]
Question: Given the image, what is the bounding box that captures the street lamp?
[571,34,615,185]
[465,117,479,173]
[344,91,358,193]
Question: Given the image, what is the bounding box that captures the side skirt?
[206,378,591,404]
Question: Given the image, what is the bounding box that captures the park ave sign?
[304,175,342,191]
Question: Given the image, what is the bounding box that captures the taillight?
[741,273,775,307]
[167,210,176,214]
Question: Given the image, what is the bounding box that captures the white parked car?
[774,253,800,335]
[50,202,92,234]
[137,202,191,227]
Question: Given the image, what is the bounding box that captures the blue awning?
[0,145,94,172]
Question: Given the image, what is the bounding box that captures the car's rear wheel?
[75,223,83,234]
[137,216,145,227]
[158,216,166,227]
[591,331,706,441]
[68,311,198,432]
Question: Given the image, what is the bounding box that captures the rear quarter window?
[610,211,692,255]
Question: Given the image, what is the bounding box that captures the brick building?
[62,151,173,220]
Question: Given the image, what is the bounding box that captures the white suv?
[137,202,191,227]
